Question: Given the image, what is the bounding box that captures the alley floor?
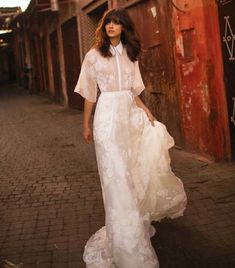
[0,84,235,268]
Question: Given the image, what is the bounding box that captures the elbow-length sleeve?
[132,60,145,96]
[74,51,97,103]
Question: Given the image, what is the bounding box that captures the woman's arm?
[134,96,156,126]
[83,99,94,144]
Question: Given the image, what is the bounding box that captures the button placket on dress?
[108,46,121,138]
[113,46,122,91]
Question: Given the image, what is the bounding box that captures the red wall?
[173,0,231,160]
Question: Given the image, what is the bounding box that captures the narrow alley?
[0,84,234,268]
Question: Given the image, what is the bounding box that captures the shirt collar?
[110,42,123,56]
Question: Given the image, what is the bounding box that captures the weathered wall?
[0,51,9,82]
[25,1,78,105]
[173,0,231,160]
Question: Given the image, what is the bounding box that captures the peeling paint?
[150,6,157,18]
[173,0,231,160]
[182,59,198,76]
[185,96,192,108]
[176,36,184,57]
[200,83,210,114]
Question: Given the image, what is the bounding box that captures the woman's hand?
[145,109,156,126]
[134,96,156,126]
[83,126,93,144]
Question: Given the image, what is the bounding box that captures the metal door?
[127,0,182,143]
[62,17,83,109]
[218,0,235,157]
[50,30,62,104]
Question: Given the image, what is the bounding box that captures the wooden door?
[50,30,62,103]
[40,36,50,95]
[127,0,182,143]
[62,17,83,109]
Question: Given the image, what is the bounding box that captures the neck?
[110,37,121,47]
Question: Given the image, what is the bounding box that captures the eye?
[113,21,120,25]
[112,19,121,25]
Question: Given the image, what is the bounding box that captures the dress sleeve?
[74,51,97,103]
[132,60,145,96]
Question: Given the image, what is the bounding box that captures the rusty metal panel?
[127,0,182,144]
[50,30,62,103]
[61,17,83,109]
[218,0,235,157]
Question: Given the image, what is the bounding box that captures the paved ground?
[0,83,234,268]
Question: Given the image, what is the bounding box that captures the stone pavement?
[0,84,234,268]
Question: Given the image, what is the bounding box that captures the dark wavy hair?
[95,8,141,62]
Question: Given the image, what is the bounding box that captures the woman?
[74,8,187,268]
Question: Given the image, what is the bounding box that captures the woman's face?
[105,19,123,39]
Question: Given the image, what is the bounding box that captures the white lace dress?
[74,43,187,268]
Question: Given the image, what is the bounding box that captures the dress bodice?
[74,43,145,103]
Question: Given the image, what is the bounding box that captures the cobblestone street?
[0,84,235,268]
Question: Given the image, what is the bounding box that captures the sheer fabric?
[74,44,187,268]
[74,43,145,102]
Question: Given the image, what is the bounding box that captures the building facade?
[0,7,20,83]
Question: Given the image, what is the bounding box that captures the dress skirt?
[83,90,187,268]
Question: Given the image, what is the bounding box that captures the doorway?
[62,17,83,109]
[218,0,235,157]
[50,30,63,104]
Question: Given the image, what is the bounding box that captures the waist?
[98,90,134,103]
[100,90,132,95]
